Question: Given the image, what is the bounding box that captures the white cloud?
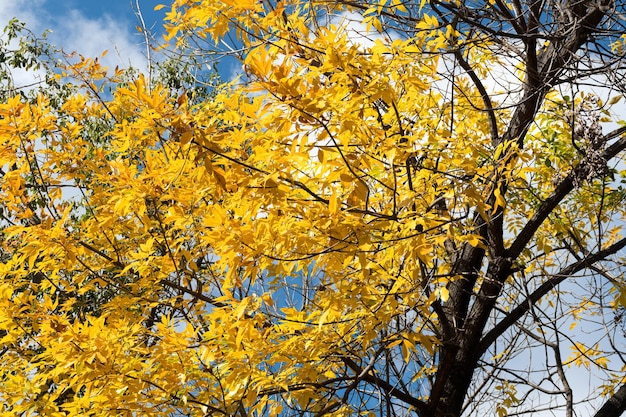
[0,0,47,90]
[0,0,44,28]
[0,0,148,90]
[55,9,148,73]
[332,10,400,50]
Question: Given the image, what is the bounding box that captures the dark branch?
[508,128,626,259]
[479,236,626,355]
[593,383,626,417]
[340,356,429,414]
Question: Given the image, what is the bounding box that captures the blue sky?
[45,0,164,23]
[0,0,169,86]
[43,0,167,37]
[0,0,244,87]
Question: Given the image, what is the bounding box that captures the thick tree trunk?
[425,2,613,414]
[415,2,615,416]
[426,255,512,416]
[430,350,480,417]
[593,384,626,417]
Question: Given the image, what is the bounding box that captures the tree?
[1,0,626,416]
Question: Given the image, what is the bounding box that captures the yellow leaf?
[401,338,415,363]
[493,187,506,212]
[372,17,383,32]
[608,95,622,105]
[328,188,339,214]
[179,130,193,145]
[318,309,330,330]
[465,234,484,248]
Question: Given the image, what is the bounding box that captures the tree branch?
[508,128,626,259]
[593,383,626,417]
[478,236,626,356]
[340,356,428,415]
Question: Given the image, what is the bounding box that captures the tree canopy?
[1,0,626,416]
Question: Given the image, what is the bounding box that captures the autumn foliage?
[1,1,626,416]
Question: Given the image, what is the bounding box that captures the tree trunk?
[594,384,626,417]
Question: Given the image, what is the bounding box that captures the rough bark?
[593,384,626,417]
[421,1,617,415]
